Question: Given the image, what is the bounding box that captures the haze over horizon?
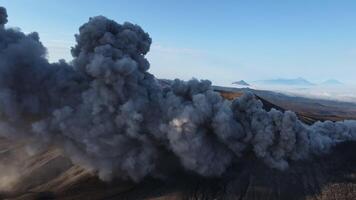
[1,0,356,86]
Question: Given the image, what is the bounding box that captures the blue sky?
[2,0,356,86]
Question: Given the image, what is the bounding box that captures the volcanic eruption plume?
[0,6,355,182]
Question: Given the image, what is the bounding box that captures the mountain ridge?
[254,77,314,86]
[232,80,250,86]
[321,79,343,85]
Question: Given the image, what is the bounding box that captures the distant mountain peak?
[232,80,250,86]
[321,79,343,85]
[255,78,314,86]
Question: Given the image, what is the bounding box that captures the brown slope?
[217,89,317,124]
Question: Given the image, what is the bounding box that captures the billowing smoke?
[0,6,355,182]
[0,7,7,28]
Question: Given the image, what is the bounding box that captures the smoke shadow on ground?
[102,141,356,200]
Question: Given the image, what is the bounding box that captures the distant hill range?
[321,79,343,85]
[232,80,250,86]
[254,78,344,87]
[255,77,314,86]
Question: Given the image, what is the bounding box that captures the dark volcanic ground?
[0,90,355,200]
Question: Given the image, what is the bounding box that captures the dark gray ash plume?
[0,6,7,28]
[0,6,355,182]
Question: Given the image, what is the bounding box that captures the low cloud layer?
[0,6,355,182]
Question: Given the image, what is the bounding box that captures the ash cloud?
[0,7,7,28]
[0,6,355,182]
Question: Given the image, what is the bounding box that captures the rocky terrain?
[0,90,355,200]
